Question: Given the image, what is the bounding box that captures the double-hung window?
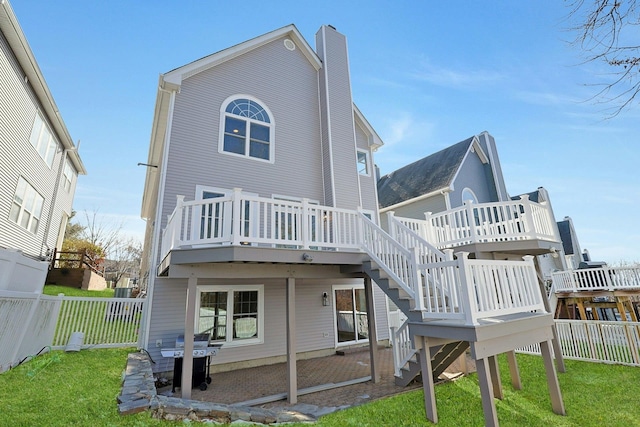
[62,159,76,192]
[220,97,274,162]
[9,177,44,234]
[29,112,57,167]
[196,285,264,346]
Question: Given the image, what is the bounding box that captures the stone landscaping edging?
[117,351,314,424]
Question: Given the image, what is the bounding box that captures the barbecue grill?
[160,334,222,392]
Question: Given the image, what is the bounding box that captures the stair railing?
[358,213,425,311]
[390,320,417,377]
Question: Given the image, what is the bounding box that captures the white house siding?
[316,26,360,211]
[449,150,496,208]
[160,36,324,231]
[0,30,72,258]
[147,276,388,373]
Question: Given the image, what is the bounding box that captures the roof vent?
[284,39,296,51]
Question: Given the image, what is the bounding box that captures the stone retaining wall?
[117,352,313,424]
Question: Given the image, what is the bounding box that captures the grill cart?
[161,334,222,392]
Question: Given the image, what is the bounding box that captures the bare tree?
[104,238,142,287]
[79,210,125,259]
[568,0,640,115]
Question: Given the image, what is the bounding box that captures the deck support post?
[286,277,297,404]
[540,340,566,415]
[534,259,566,372]
[418,335,438,423]
[488,355,504,399]
[476,356,499,427]
[182,273,198,400]
[364,277,380,383]
[506,350,522,390]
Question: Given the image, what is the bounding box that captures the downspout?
[40,144,76,259]
[140,84,177,349]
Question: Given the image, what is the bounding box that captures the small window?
[219,97,274,162]
[9,177,44,234]
[197,285,264,346]
[29,112,57,168]
[357,150,370,176]
[62,159,76,192]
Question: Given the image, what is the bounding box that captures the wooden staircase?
[358,213,566,426]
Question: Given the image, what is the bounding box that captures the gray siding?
[387,193,448,220]
[0,30,73,258]
[449,150,495,208]
[355,123,378,215]
[316,26,360,210]
[160,36,324,230]
[147,276,388,372]
[477,132,509,201]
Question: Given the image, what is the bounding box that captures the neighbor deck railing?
[394,195,559,250]
[552,266,640,293]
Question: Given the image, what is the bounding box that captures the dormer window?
[219,96,274,162]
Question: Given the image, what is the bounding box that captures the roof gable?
[377,136,475,208]
[163,24,321,87]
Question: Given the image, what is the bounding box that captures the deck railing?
[390,320,417,377]
[161,189,361,257]
[395,195,559,250]
[552,266,640,292]
[162,192,547,326]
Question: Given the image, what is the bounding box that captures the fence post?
[455,252,477,325]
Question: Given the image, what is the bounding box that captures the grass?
[44,284,115,298]
[1,349,639,426]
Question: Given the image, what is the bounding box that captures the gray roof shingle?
[377,137,474,208]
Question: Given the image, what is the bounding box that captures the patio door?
[333,285,368,346]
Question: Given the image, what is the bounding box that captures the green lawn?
[44,284,115,298]
[1,348,639,426]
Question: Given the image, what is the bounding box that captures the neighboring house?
[0,0,86,291]
[140,26,564,425]
[378,132,562,260]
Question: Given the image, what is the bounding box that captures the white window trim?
[461,187,478,204]
[29,112,58,168]
[196,284,265,348]
[62,159,76,192]
[356,149,371,177]
[218,95,275,164]
[9,176,44,234]
[332,284,369,348]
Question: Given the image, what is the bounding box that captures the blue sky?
[12,1,640,264]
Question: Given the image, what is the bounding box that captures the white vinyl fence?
[519,320,640,366]
[0,291,146,373]
[0,291,61,373]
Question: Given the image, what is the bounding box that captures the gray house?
[0,1,85,290]
[140,24,388,398]
[378,132,562,260]
[140,26,565,425]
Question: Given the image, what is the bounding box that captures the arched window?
[219,96,274,162]
[461,188,478,204]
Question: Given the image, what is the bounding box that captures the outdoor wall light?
[322,292,329,306]
[302,253,313,262]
